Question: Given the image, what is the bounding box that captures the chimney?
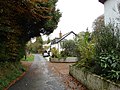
[59,31,62,38]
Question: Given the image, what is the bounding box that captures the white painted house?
[99,0,120,26]
[50,31,77,53]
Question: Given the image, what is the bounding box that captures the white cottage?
[99,0,120,26]
[50,31,77,53]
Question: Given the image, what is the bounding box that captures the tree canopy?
[92,14,104,31]
[0,0,61,62]
[61,40,77,57]
[26,37,43,53]
[0,0,61,41]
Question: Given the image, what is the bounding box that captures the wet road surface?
[8,54,66,90]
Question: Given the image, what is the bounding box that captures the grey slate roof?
[51,31,78,45]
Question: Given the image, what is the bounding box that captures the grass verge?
[0,55,34,90]
[0,62,25,90]
[21,54,34,61]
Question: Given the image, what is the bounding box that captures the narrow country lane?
[8,54,66,90]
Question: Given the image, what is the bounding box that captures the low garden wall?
[50,57,78,63]
[69,65,120,90]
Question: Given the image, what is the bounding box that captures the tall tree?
[0,0,61,62]
[92,14,104,31]
[26,37,43,53]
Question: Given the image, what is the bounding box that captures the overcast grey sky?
[43,0,104,40]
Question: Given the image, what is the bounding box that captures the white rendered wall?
[104,0,120,26]
[51,43,61,52]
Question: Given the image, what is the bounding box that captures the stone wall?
[50,57,78,63]
[69,65,120,90]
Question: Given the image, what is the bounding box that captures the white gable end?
[104,0,120,26]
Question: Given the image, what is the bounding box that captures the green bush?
[98,52,120,81]
[74,25,120,82]
[94,25,120,56]
[74,31,95,67]
[51,47,60,58]
[93,24,120,82]
[61,39,77,57]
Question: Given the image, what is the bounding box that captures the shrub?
[51,47,59,58]
[93,24,120,82]
[98,52,120,80]
[61,39,77,57]
[74,31,95,68]
[94,25,120,56]
[74,25,120,82]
